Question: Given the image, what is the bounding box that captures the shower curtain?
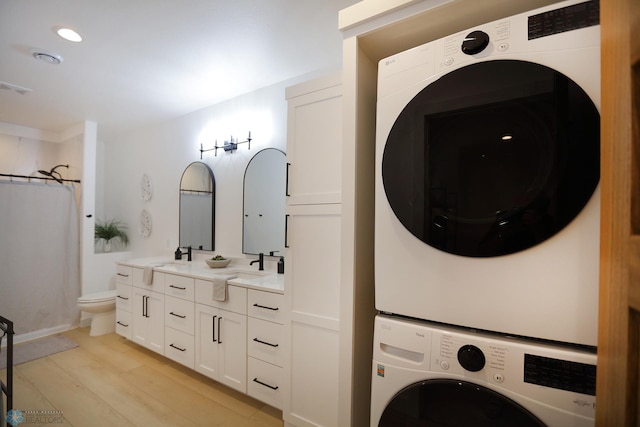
[0,181,80,337]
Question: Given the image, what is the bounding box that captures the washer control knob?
[461,30,490,55]
[457,344,486,372]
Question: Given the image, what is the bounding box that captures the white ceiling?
[0,0,359,141]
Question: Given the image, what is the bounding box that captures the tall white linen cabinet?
[283,74,347,427]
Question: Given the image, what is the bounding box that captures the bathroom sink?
[229,270,270,280]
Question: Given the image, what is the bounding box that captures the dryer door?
[379,379,545,426]
[382,59,600,257]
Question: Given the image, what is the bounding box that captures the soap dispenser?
[277,256,285,274]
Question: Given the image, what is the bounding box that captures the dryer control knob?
[457,344,486,372]
[461,30,490,55]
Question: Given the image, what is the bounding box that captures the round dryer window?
[382,60,600,257]
[379,379,545,426]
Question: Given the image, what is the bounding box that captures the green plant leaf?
[95,219,129,245]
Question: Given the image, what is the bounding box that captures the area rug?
[0,334,78,369]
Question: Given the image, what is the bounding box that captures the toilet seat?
[78,289,117,303]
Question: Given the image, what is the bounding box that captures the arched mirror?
[243,148,286,255]
[180,161,215,251]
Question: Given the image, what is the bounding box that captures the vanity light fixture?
[200,131,252,158]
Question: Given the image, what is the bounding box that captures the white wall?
[100,76,310,263]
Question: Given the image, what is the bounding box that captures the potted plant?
[95,219,129,252]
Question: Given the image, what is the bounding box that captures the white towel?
[142,266,153,285]
[212,274,236,301]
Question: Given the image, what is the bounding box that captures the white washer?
[371,314,596,426]
[375,0,600,346]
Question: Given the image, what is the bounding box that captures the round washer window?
[382,60,600,257]
[379,379,545,426]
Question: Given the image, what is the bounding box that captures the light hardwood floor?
[1,327,284,426]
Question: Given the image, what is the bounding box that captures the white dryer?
[374,0,601,346]
[371,314,596,426]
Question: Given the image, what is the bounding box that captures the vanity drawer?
[116,283,132,312]
[165,326,195,369]
[165,274,195,301]
[248,290,284,324]
[116,265,133,285]
[116,309,132,339]
[133,268,165,292]
[248,318,284,367]
[248,357,283,410]
[165,295,195,335]
[195,281,247,315]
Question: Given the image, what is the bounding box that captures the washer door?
[379,379,545,426]
[382,60,600,257]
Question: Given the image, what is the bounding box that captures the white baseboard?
[0,323,78,347]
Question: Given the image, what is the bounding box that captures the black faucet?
[250,252,264,271]
[175,246,192,262]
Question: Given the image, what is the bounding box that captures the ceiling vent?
[0,80,32,95]
[30,49,63,65]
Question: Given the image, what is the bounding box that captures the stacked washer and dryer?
[371,0,600,425]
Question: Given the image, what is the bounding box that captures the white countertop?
[117,257,284,294]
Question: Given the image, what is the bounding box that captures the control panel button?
[457,344,486,372]
[461,30,490,55]
[440,360,450,370]
[494,373,505,383]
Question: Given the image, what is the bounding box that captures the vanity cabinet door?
[195,304,219,379]
[218,309,247,393]
[195,303,247,394]
[132,288,164,355]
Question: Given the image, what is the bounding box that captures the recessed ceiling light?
[57,27,82,42]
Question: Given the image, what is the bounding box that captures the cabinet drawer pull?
[169,284,187,290]
[253,378,279,390]
[286,162,291,197]
[117,273,129,277]
[142,295,148,318]
[169,344,186,352]
[117,295,129,300]
[285,214,289,248]
[170,312,186,319]
[253,337,279,348]
[117,321,129,327]
[253,303,279,311]
[212,316,217,342]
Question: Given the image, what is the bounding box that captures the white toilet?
[77,289,117,336]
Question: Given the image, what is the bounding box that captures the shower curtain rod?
[0,173,81,184]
